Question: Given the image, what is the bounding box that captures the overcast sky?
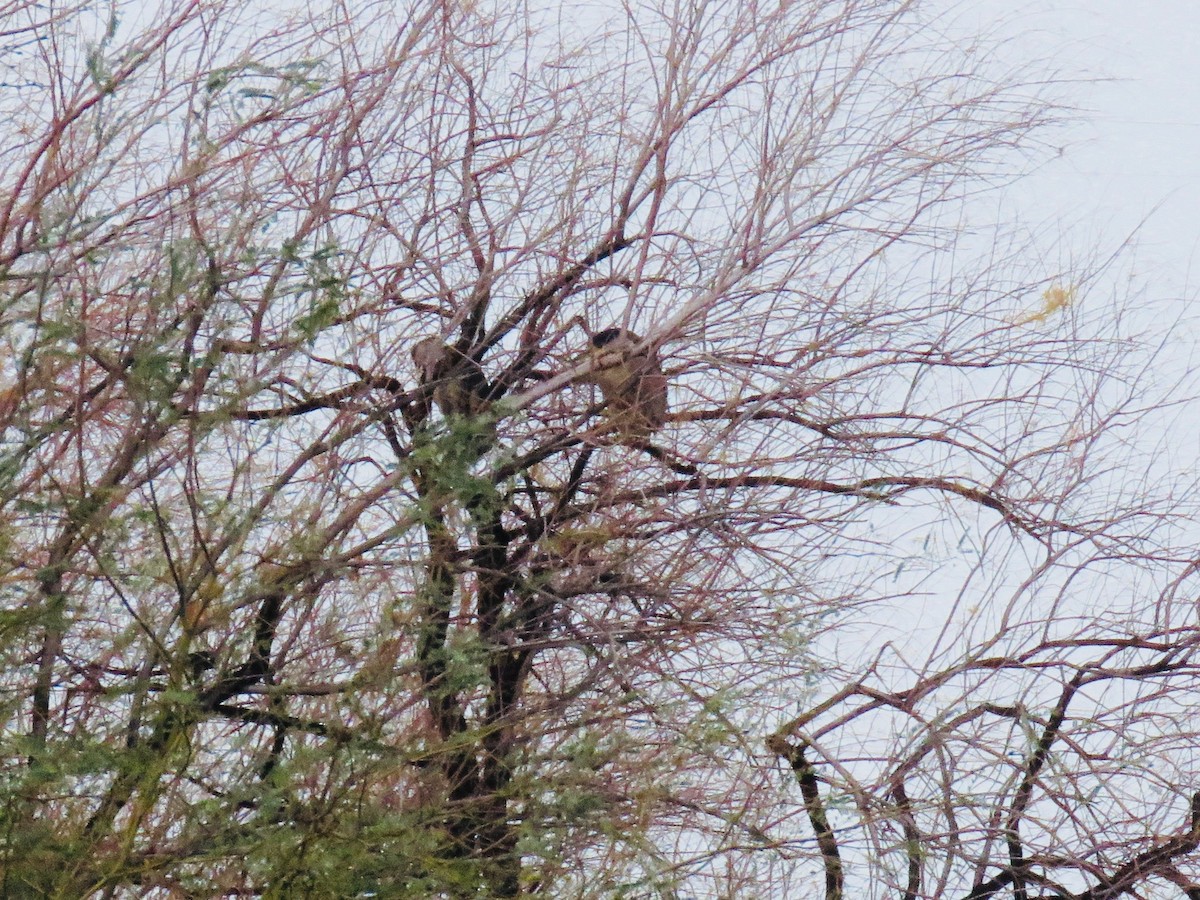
[981,1,1200,299]
[974,0,1200,474]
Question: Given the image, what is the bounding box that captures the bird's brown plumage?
[585,327,668,438]
[411,336,490,419]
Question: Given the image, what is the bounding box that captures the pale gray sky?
[994,1,1200,297]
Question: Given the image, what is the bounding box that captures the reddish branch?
[964,792,1200,900]
[1076,792,1200,900]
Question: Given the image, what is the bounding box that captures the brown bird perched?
[584,327,669,438]
[411,336,491,419]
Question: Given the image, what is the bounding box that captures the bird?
[411,336,491,420]
[584,327,668,438]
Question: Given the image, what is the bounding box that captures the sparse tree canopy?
[1,1,1197,898]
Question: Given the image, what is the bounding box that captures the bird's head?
[590,327,640,352]
[588,328,644,371]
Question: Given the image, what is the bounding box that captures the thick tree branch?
[767,734,844,900]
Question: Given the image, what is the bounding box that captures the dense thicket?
[2,2,1197,897]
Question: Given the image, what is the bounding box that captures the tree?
[1,0,1196,897]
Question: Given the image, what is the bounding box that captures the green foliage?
[204,59,325,103]
[288,242,345,341]
[0,738,134,895]
[440,631,491,696]
[294,294,340,342]
[410,417,501,516]
[0,816,80,897]
[83,9,119,94]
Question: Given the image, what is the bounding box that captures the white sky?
[982,1,1200,299]
[973,0,1200,478]
[832,1,1200,673]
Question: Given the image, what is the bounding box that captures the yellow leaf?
[1015,283,1077,325]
